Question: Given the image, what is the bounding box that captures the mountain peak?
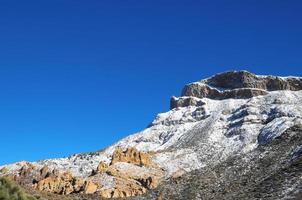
[1,71,302,199]
[171,71,302,109]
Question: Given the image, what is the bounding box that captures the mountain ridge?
[1,70,302,199]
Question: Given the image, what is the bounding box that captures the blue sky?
[0,0,301,165]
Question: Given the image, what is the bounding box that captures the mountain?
[1,70,302,199]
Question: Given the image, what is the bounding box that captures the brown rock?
[73,178,84,192]
[99,189,114,198]
[96,161,109,173]
[19,165,34,178]
[84,180,98,194]
[40,166,50,179]
[111,147,152,167]
[178,71,302,105]
[95,148,163,198]
[100,178,146,198]
[51,169,60,177]
[36,170,87,195]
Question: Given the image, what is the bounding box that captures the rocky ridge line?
[0,148,162,199]
[171,71,302,109]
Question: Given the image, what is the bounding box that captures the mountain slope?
[1,71,302,199]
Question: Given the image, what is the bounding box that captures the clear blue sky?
[0,0,301,165]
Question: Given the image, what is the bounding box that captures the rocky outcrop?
[96,161,109,173]
[36,171,81,195]
[100,179,147,198]
[97,164,161,198]
[91,148,163,198]
[2,147,162,199]
[140,125,302,200]
[83,180,98,194]
[35,169,100,195]
[172,71,302,108]
[170,96,205,109]
[205,71,302,91]
[111,147,153,167]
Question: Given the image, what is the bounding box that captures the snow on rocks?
[1,72,302,186]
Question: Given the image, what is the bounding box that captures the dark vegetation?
[0,177,36,200]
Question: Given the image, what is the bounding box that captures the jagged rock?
[40,166,50,179]
[95,149,162,198]
[16,161,31,167]
[111,147,152,167]
[100,178,147,198]
[181,82,268,100]
[96,161,109,173]
[136,176,159,189]
[73,178,84,192]
[36,170,89,195]
[51,168,60,177]
[16,163,38,185]
[84,180,98,194]
[3,71,302,199]
[37,171,72,194]
[206,71,302,91]
[170,96,205,109]
[179,71,302,104]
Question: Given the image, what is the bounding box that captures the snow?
[1,90,302,181]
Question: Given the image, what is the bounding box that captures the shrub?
[0,177,37,200]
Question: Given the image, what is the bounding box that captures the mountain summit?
[1,71,302,199]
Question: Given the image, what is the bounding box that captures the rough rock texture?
[170,96,205,109]
[84,180,98,194]
[111,147,153,167]
[206,71,302,90]
[1,147,162,199]
[36,171,84,195]
[175,71,302,108]
[95,161,109,174]
[94,148,163,198]
[134,125,302,200]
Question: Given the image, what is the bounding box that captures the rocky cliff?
[1,70,302,200]
[172,71,302,109]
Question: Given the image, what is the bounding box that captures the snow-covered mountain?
[1,71,302,199]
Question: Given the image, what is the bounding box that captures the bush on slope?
[0,177,36,200]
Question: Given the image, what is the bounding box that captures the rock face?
[170,96,205,109]
[36,171,78,195]
[174,71,302,108]
[83,180,98,194]
[137,125,302,200]
[2,147,161,199]
[206,71,302,91]
[96,147,162,198]
[111,147,153,167]
[95,161,109,174]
